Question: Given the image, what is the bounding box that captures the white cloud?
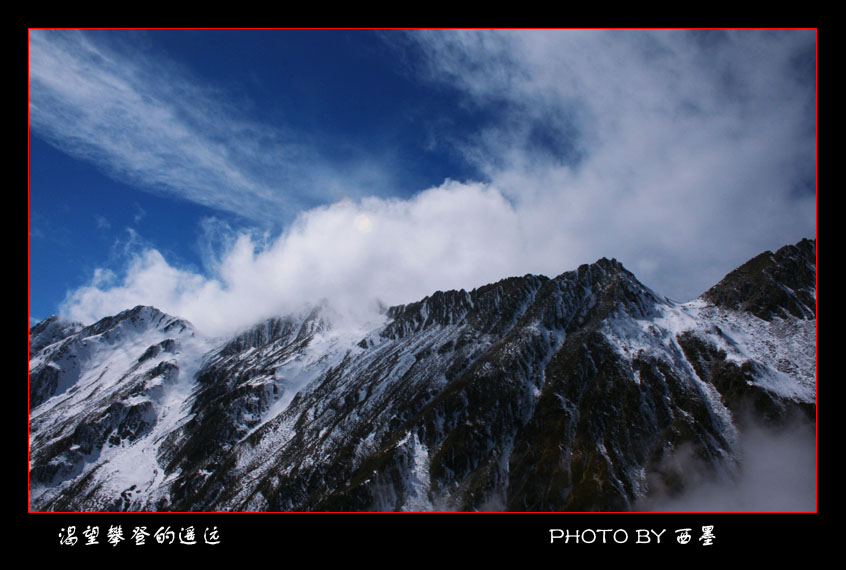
[400,30,816,298]
[55,30,816,335]
[61,180,528,336]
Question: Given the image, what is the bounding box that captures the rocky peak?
[217,306,327,358]
[701,238,816,320]
[28,315,83,354]
[548,256,664,326]
[94,305,176,330]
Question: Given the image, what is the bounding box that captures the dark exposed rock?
[702,238,816,320]
[677,331,814,426]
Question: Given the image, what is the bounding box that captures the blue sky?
[28,29,816,336]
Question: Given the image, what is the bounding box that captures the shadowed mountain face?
[702,238,816,321]
[28,240,816,512]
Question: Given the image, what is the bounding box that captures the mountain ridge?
[28,239,816,512]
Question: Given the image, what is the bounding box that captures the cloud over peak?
[61,181,528,336]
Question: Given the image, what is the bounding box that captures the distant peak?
[566,256,642,289]
[573,256,628,276]
[29,314,60,333]
[595,256,621,267]
[80,305,194,338]
[125,305,165,317]
[29,314,84,353]
[701,238,816,320]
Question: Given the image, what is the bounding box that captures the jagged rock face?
[158,308,334,509]
[702,238,816,320]
[28,241,816,512]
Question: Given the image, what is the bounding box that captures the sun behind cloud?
[353,213,374,234]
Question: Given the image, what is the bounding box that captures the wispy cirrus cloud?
[28,30,387,225]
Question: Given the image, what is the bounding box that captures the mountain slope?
[28,306,211,510]
[28,239,816,512]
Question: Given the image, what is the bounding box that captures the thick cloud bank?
[61,182,531,336]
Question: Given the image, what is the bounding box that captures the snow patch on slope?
[604,298,815,404]
[679,300,815,402]
[399,431,433,512]
[29,311,214,510]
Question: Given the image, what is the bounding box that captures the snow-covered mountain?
[28,239,816,512]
